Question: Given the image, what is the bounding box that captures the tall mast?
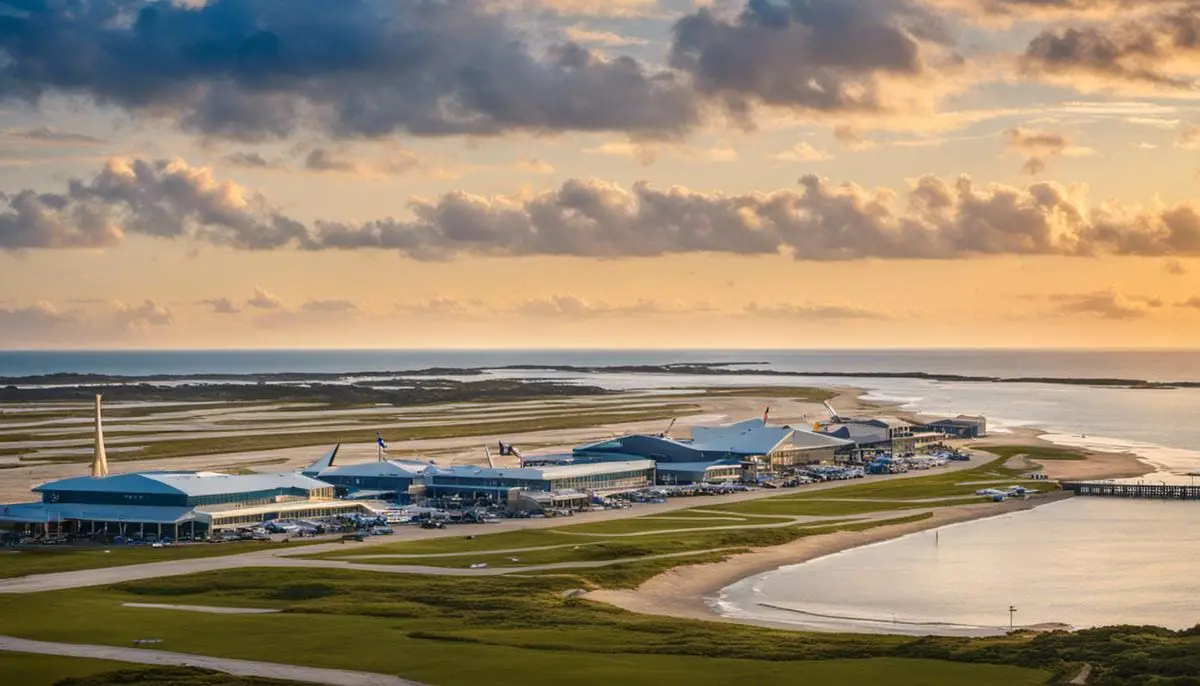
[91,394,109,478]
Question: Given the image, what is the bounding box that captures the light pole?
[1008,605,1017,631]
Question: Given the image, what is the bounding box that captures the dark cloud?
[0,0,697,140]
[1180,296,1200,308]
[9,157,1200,261]
[1165,259,1189,275]
[199,297,242,314]
[669,0,959,119]
[303,149,359,174]
[1020,5,1200,90]
[6,127,105,145]
[1003,128,1087,175]
[223,152,276,169]
[1048,290,1163,319]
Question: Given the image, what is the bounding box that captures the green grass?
[0,568,1051,686]
[971,445,1087,461]
[557,512,797,534]
[311,514,933,576]
[0,540,318,580]
[0,655,310,686]
[0,652,144,686]
[688,496,986,518]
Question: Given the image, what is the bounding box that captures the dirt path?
[0,635,423,686]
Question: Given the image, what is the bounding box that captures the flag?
[376,433,388,449]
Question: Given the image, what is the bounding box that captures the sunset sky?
[2,0,1200,349]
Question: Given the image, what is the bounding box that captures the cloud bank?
[6,157,1200,261]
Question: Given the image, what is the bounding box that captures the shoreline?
[586,492,1073,631]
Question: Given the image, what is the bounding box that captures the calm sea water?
[717,498,1200,635]
[2,349,1199,382]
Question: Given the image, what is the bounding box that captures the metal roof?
[429,459,653,482]
[316,460,433,479]
[689,421,847,454]
[656,460,741,472]
[0,502,202,525]
[35,471,331,497]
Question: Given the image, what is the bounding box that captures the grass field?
[0,540,316,580]
[0,568,1051,686]
[0,652,146,686]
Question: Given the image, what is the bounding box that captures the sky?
[1,0,1200,350]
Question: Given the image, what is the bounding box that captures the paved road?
[0,635,424,686]
[0,455,992,594]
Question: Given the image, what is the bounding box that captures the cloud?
[10,156,1200,261]
[1019,6,1200,93]
[1177,124,1200,149]
[1048,290,1164,319]
[223,152,277,169]
[0,0,697,140]
[1165,259,1189,275]
[0,157,310,250]
[0,301,77,328]
[489,0,659,18]
[5,127,106,146]
[1003,128,1093,175]
[833,125,877,150]
[515,295,702,317]
[742,302,889,320]
[113,300,174,329]
[772,141,834,162]
[929,0,1179,20]
[669,0,965,124]
[302,146,425,177]
[1180,296,1200,308]
[563,25,649,47]
[199,297,242,315]
[582,140,737,164]
[396,297,483,315]
[247,286,286,310]
[300,299,359,313]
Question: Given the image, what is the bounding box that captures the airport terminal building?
[424,460,655,508]
[0,471,370,540]
[573,419,851,484]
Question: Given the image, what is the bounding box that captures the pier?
[1062,481,1200,500]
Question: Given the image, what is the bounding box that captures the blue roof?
[36,471,331,497]
[0,502,201,524]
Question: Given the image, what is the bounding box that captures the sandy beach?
[586,492,1074,630]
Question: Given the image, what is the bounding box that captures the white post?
[91,395,109,478]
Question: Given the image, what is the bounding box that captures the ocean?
[2,348,1199,382]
